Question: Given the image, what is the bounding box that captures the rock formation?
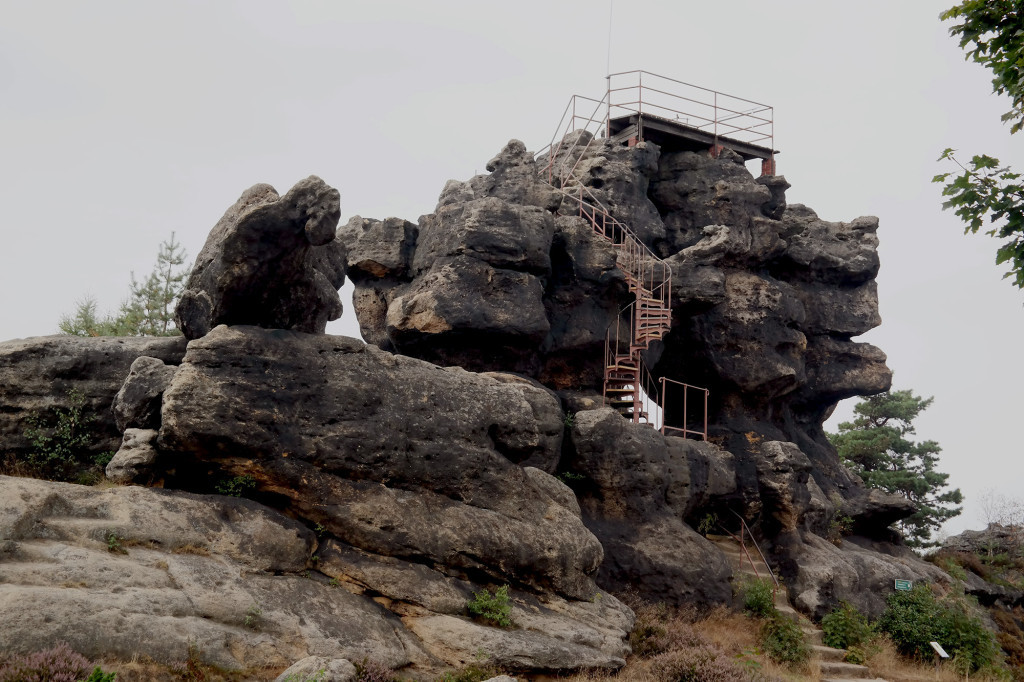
[175,176,346,340]
[0,125,952,674]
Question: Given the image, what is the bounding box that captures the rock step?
[802,627,824,645]
[819,661,873,679]
[811,644,847,662]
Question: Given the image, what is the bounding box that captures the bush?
[822,601,874,650]
[741,578,775,619]
[877,583,999,673]
[0,641,91,681]
[83,667,117,682]
[758,613,809,665]
[214,474,257,497]
[22,389,101,482]
[466,585,513,627]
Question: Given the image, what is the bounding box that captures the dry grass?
[861,636,1005,682]
[172,543,211,556]
[93,655,285,681]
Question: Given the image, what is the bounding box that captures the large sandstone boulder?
[0,335,186,458]
[156,325,598,600]
[0,475,410,672]
[339,140,630,390]
[0,473,633,675]
[566,408,738,605]
[175,176,346,340]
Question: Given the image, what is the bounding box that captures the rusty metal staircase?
[535,73,756,437]
[539,108,673,428]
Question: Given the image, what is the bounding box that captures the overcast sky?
[2,1,1021,536]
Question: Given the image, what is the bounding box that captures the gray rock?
[175,176,346,339]
[274,657,356,682]
[158,325,599,600]
[0,475,411,670]
[568,408,736,605]
[339,216,418,282]
[0,334,186,458]
[105,427,160,484]
[780,531,949,619]
[112,355,177,431]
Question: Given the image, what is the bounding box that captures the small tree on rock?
[828,389,963,548]
[58,233,190,337]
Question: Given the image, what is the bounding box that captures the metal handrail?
[659,377,709,441]
[604,70,775,149]
[722,510,780,591]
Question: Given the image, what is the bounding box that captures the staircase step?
[811,645,847,662]
[819,661,873,679]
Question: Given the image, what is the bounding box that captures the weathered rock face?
[776,532,949,619]
[0,335,186,458]
[0,472,633,675]
[334,132,926,615]
[340,140,629,390]
[566,408,740,606]
[0,475,411,672]
[175,176,346,340]
[156,325,598,600]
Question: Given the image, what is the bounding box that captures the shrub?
[83,667,117,681]
[741,578,775,619]
[466,585,513,628]
[243,604,262,631]
[758,613,809,665]
[214,474,256,497]
[0,641,91,682]
[821,601,874,650]
[877,583,999,672]
[22,389,100,482]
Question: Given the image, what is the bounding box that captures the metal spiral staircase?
[536,93,676,430]
[535,72,776,438]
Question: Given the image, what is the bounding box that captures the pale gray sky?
[2,1,1021,536]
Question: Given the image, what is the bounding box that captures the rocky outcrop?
[0,474,632,675]
[154,325,596,600]
[0,475,410,672]
[0,334,186,458]
[566,408,739,605]
[175,176,346,340]
[0,120,939,669]
[340,140,629,390]
[776,532,949,619]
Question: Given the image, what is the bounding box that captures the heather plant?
[354,658,395,682]
[0,641,91,682]
[649,646,759,682]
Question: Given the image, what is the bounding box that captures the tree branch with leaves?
[935,1,1024,290]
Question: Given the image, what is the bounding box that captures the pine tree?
[58,233,190,337]
[828,389,963,548]
[120,232,190,336]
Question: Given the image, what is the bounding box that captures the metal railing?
[722,511,780,596]
[659,377,709,441]
[605,70,774,151]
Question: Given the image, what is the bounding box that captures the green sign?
[894,579,913,591]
